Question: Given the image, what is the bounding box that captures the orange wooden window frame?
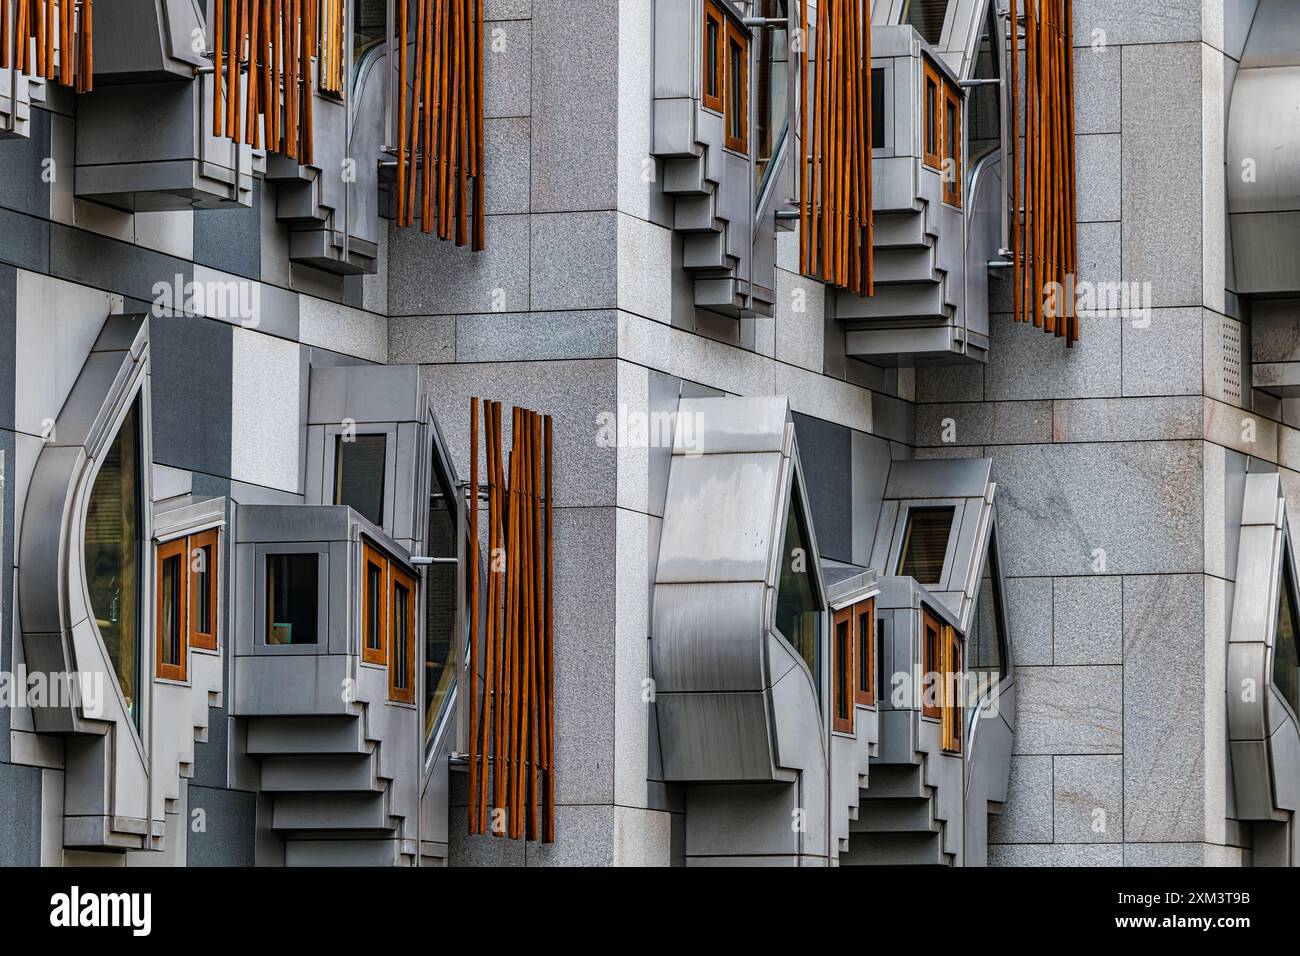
[922,59,942,169]
[723,18,749,154]
[855,598,876,707]
[189,529,219,651]
[831,606,855,734]
[941,81,962,207]
[941,623,963,753]
[362,540,389,666]
[702,0,726,113]
[388,565,418,704]
[921,606,942,720]
[155,538,189,682]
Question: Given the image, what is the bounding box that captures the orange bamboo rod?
[422,0,437,229]
[455,0,468,246]
[477,400,499,834]
[542,414,554,844]
[245,0,261,148]
[405,0,426,225]
[468,397,481,834]
[15,0,26,72]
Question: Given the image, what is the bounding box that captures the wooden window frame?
[855,598,876,707]
[361,540,389,666]
[388,565,418,704]
[189,529,219,651]
[723,17,750,155]
[702,0,726,113]
[921,606,942,720]
[941,81,962,207]
[941,623,963,753]
[922,59,942,169]
[155,538,189,683]
[831,606,855,734]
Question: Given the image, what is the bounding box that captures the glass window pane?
[902,0,949,45]
[394,581,410,690]
[425,447,458,737]
[835,617,850,720]
[925,78,938,155]
[753,0,789,194]
[366,561,383,651]
[707,16,720,98]
[774,487,822,691]
[335,434,387,527]
[729,38,744,140]
[161,553,182,666]
[194,544,213,634]
[871,68,885,147]
[969,537,1007,679]
[897,506,955,584]
[966,2,1001,182]
[857,607,872,698]
[267,553,319,645]
[1274,555,1300,717]
[85,400,142,725]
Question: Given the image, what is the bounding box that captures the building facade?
[0,0,1294,867]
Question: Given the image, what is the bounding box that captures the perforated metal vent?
[1222,320,1242,405]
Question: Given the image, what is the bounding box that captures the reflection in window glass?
[897,507,954,584]
[353,0,386,67]
[194,543,213,635]
[335,434,387,527]
[706,14,721,100]
[753,0,789,196]
[366,561,383,652]
[968,536,1007,679]
[774,487,822,693]
[902,0,949,44]
[160,552,183,668]
[425,447,459,739]
[966,2,1001,186]
[871,67,885,148]
[267,554,319,645]
[729,35,745,142]
[834,616,850,722]
[85,399,142,726]
[1274,553,1300,717]
[393,579,411,691]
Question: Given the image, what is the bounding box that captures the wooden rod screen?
[1010,0,1077,346]
[467,398,554,843]
[211,0,321,162]
[392,0,485,250]
[3,0,94,91]
[799,0,872,297]
[318,0,344,94]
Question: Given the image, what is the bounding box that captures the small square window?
[724,20,750,154]
[389,566,417,704]
[156,538,188,682]
[190,528,219,651]
[897,506,955,584]
[335,434,387,528]
[266,553,320,645]
[362,541,388,665]
[703,1,726,113]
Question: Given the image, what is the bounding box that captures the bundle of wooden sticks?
[467,398,555,843]
[1,0,95,92]
[1010,0,1078,346]
[394,0,485,249]
[800,0,874,297]
[210,0,344,162]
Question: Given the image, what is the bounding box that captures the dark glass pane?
[857,609,872,696]
[707,17,720,97]
[754,0,789,194]
[85,400,142,725]
[925,78,937,154]
[335,434,386,527]
[871,68,885,147]
[774,487,822,692]
[946,100,958,167]
[835,618,850,720]
[366,562,383,650]
[267,553,319,645]
[425,446,458,738]
[897,507,955,584]
[729,38,744,140]
[194,544,213,634]
[353,0,387,66]
[966,2,1001,184]
[1274,555,1300,717]
[394,581,410,690]
[161,554,182,666]
[902,0,949,44]
[969,537,1006,678]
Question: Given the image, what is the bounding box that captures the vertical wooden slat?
[245,0,260,148]
[15,0,26,73]
[405,0,426,225]
[396,0,408,225]
[301,0,314,163]
[422,0,437,230]
[472,0,485,250]
[542,413,554,844]
[467,397,481,834]
[455,0,469,245]
[213,0,225,135]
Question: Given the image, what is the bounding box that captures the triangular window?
[968,533,1007,680]
[774,485,823,689]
